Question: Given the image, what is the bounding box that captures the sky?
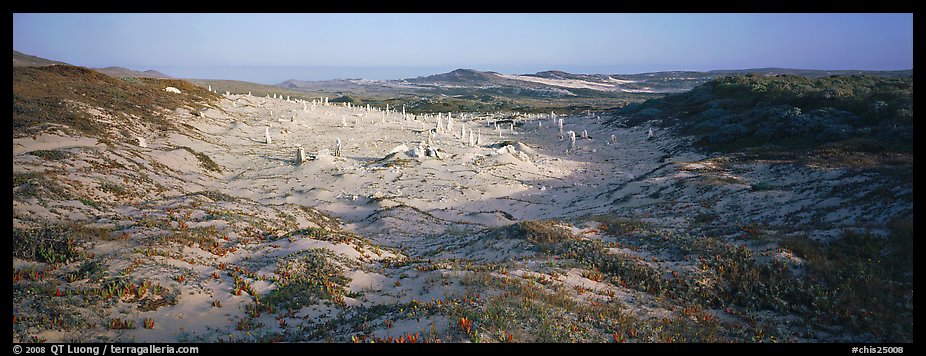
[12,13,914,84]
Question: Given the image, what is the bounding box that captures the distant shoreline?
[144,65,913,86]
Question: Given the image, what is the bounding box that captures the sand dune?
[496,73,642,92]
[12,92,912,343]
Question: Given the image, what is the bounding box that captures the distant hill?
[276,67,913,100]
[94,66,173,79]
[277,68,633,99]
[530,70,574,79]
[187,78,334,100]
[526,70,608,82]
[405,68,505,84]
[13,50,174,79]
[277,78,371,91]
[271,67,909,116]
[254,66,913,116]
[13,50,71,67]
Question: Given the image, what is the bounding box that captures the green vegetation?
[594,215,649,236]
[559,239,668,294]
[779,221,913,337]
[26,149,70,161]
[77,259,107,281]
[329,95,355,103]
[13,171,73,201]
[119,76,146,85]
[509,220,576,245]
[161,224,229,257]
[195,190,237,202]
[13,225,88,263]
[13,171,43,188]
[613,74,913,155]
[455,272,632,342]
[283,226,380,254]
[99,181,128,197]
[78,197,99,209]
[580,219,914,341]
[264,249,350,309]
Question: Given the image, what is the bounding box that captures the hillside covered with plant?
[610,74,913,154]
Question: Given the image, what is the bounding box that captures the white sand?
[496,73,636,92]
[12,92,911,343]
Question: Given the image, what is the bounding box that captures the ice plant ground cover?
[12,65,912,343]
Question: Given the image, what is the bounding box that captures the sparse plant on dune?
[510,220,576,246]
[109,318,137,330]
[10,54,913,345]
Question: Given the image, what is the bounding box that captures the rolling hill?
[405,68,507,84]
[14,50,174,79]
[93,66,173,79]
[12,49,913,344]
[274,67,914,105]
[607,73,914,161]
[269,67,914,117]
[13,50,71,67]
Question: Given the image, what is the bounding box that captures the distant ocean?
[141,64,681,85]
[143,66,457,84]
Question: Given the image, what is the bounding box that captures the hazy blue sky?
[13,13,913,83]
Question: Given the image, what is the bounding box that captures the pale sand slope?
[190,95,906,242]
[495,73,639,92]
[12,93,911,343]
